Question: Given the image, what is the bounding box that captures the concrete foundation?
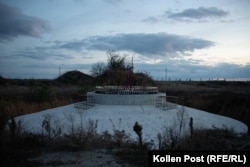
[87,91,166,105]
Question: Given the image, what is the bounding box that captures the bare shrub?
[86,119,98,136]
[42,114,62,139]
[51,116,62,138]
[64,112,76,136]
[7,116,25,139]
[107,119,132,148]
[84,119,98,147]
[113,130,128,147]
[177,106,188,135]
[42,114,52,139]
[61,114,100,150]
[75,109,86,141]
[159,107,189,150]
[178,127,240,150]
[100,130,112,145]
[161,125,180,150]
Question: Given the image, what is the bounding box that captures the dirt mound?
[133,72,156,86]
[56,70,93,85]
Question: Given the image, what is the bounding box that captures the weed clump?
[133,121,143,149]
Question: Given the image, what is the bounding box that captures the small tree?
[93,50,134,86]
[106,50,126,72]
[90,62,106,77]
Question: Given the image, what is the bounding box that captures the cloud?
[141,16,161,24]
[59,40,88,51]
[135,61,250,81]
[58,33,215,57]
[4,46,73,61]
[0,2,50,41]
[103,0,123,5]
[167,7,229,21]
[142,7,229,24]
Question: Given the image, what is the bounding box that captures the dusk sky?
[0,0,250,80]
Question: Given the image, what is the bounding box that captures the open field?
[1,78,250,134]
[1,77,250,166]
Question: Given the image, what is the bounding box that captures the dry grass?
[0,84,81,142]
[1,98,75,117]
[0,84,80,117]
[157,81,250,134]
[178,128,250,151]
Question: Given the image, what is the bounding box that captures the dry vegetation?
[157,80,250,134]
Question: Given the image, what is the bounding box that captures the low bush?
[29,85,52,102]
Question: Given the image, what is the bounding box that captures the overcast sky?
[0,0,250,80]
